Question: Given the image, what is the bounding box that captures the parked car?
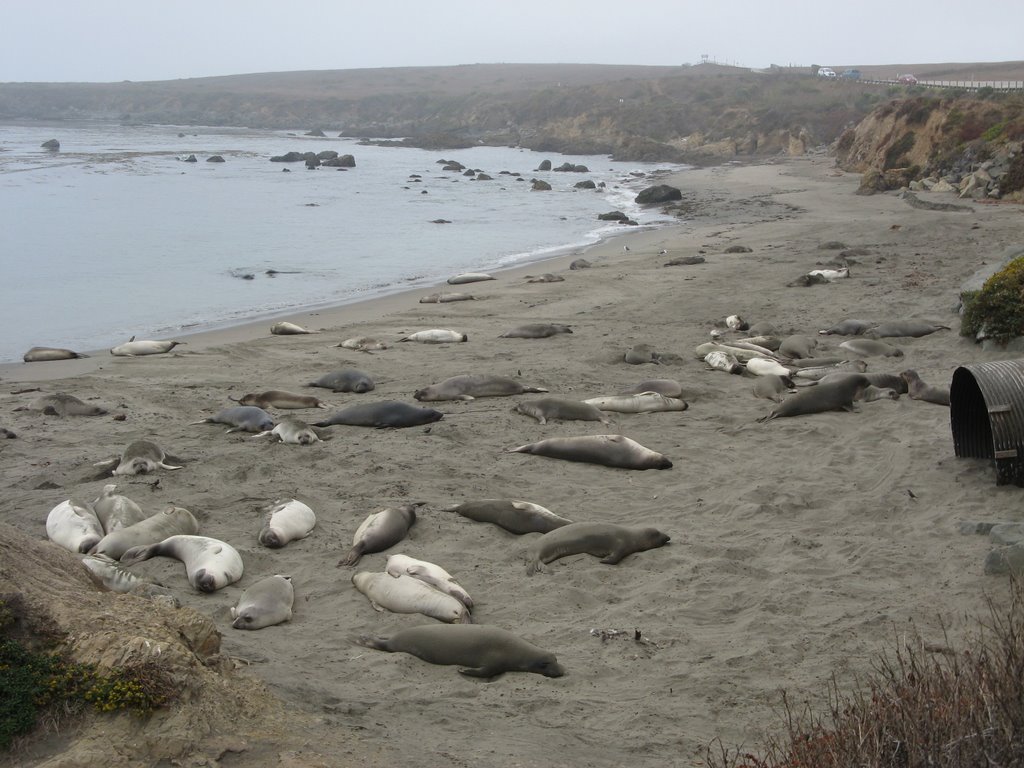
[840,69,861,80]
[817,67,837,78]
[897,73,918,84]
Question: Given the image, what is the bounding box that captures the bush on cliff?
[961,256,1024,344]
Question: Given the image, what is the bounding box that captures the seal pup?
[231,575,294,630]
[95,439,184,476]
[90,484,146,533]
[509,434,672,470]
[745,358,793,380]
[499,323,573,339]
[900,369,951,406]
[191,406,274,434]
[623,344,662,365]
[752,375,794,402]
[420,292,476,303]
[109,337,184,356]
[352,571,471,624]
[270,321,316,335]
[414,375,547,402]
[235,390,330,409]
[867,321,951,338]
[254,416,328,445]
[27,393,107,417]
[23,346,88,362]
[353,624,564,678]
[306,369,375,393]
[314,400,443,429]
[338,504,419,566]
[399,329,468,343]
[446,499,572,535]
[839,338,904,358]
[757,374,870,422]
[582,392,689,414]
[515,398,610,425]
[778,335,818,359]
[447,272,495,285]
[526,522,671,575]
[860,385,901,402]
[91,505,199,559]
[618,379,686,398]
[258,499,316,548]
[807,267,850,280]
[704,350,743,375]
[336,336,389,351]
[569,258,592,270]
[46,499,104,553]
[81,554,175,601]
[819,319,872,336]
[725,315,749,331]
[386,554,473,610]
[120,534,243,593]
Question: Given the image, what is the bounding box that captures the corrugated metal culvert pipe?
[951,359,1024,486]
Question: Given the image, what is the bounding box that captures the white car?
[817,67,837,78]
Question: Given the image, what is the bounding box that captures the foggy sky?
[3,0,1021,83]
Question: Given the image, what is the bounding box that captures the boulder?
[184,154,197,163]
[206,155,225,163]
[536,159,552,171]
[41,139,60,150]
[475,173,493,180]
[598,211,629,222]
[531,179,552,191]
[322,154,355,167]
[574,180,597,189]
[270,152,305,163]
[305,129,326,137]
[442,161,466,171]
[316,150,339,161]
[635,185,682,205]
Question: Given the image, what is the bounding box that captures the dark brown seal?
[758,374,870,422]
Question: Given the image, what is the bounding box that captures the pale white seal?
[386,554,473,610]
[120,534,243,593]
[270,321,317,335]
[336,337,389,351]
[704,350,743,374]
[352,571,472,623]
[254,416,328,445]
[447,272,495,284]
[46,499,104,554]
[582,392,689,414]
[399,329,468,343]
[258,499,316,548]
[509,435,672,470]
[231,575,294,630]
[109,337,185,356]
[746,357,792,378]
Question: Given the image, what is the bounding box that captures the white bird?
[623,245,630,253]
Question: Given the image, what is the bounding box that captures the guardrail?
[860,78,1024,92]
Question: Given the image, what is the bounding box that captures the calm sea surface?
[0,121,682,363]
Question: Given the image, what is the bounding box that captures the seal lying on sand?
[757,375,870,422]
[306,369,375,393]
[446,499,573,535]
[90,484,146,533]
[46,500,104,553]
[270,321,316,335]
[232,575,294,630]
[191,406,275,434]
[582,392,689,414]
[447,272,495,285]
[235,390,330,409]
[839,339,904,358]
[95,440,184,476]
[624,344,662,365]
[900,369,951,405]
[336,337,389,351]
[258,499,316,548]
[420,292,476,303]
[254,416,328,444]
[499,323,572,339]
[818,319,872,336]
[353,624,564,678]
[352,571,471,624]
[81,553,176,602]
[121,534,243,593]
[314,400,443,429]
[339,504,419,566]
[509,435,672,470]
[90,505,199,560]
[867,321,951,338]
[23,346,88,362]
[109,337,184,356]
[526,522,670,575]
[399,329,468,344]
[515,398,610,424]
[415,375,547,402]
[386,554,473,610]
[27,393,107,416]
[618,379,686,398]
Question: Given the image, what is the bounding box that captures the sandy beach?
[3,154,1024,767]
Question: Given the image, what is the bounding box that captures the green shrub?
[981,121,1007,141]
[961,256,1024,343]
[883,131,916,169]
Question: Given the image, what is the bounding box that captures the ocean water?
[0,121,682,363]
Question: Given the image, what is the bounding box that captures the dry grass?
[707,579,1024,768]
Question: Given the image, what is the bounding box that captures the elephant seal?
[80,553,176,602]
[399,329,468,343]
[95,439,184,476]
[28,393,107,417]
[618,379,686,398]
[254,416,327,445]
[354,624,564,678]
[746,358,793,380]
[817,371,908,393]
[352,571,471,624]
[235,390,330,409]
[757,374,870,422]
[414,375,547,402]
[818,319,872,336]
[231,575,294,630]
[120,535,243,593]
[447,272,495,285]
[792,360,868,381]
[191,406,274,434]
[867,321,951,338]
[314,400,443,429]
[23,346,88,362]
[509,434,672,470]
[664,256,705,266]
[446,499,572,535]
[778,335,818,359]
[0,428,16,439]
[752,375,794,402]
[839,339,904,358]
[900,369,951,405]
[91,505,199,559]
[526,522,671,575]
[386,554,473,610]
[582,392,689,414]
[569,258,592,270]
[525,273,564,283]
[46,500,104,553]
[109,338,184,356]
[336,336,389,351]
[515,398,610,425]
[420,292,476,303]
[860,385,901,402]
[307,369,375,393]
[270,321,316,335]
[790,356,857,369]
[338,504,419,566]
[624,344,662,365]
[499,323,572,339]
[705,351,743,375]
[90,484,146,533]
[258,499,316,548]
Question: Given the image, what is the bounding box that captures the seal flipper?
[352,634,390,651]
[119,543,159,566]
[458,666,504,679]
[158,461,183,471]
[337,544,365,567]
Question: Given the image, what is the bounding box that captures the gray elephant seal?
[778,335,818,359]
[259,499,316,548]
[509,435,672,470]
[420,292,476,303]
[95,439,184,476]
[499,323,573,339]
[91,484,146,533]
[0,428,16,439]
[623,344,662,365]
[839,339,904,358]
[81,553,175,601]
[446,499,573,535]
[569,258,591,270]
[447,272,495,285]
[900,369,951,405]
[414,375,547,402]
[758,374,870,422]
[191,406,275,434]
[91,505,199,559]
[23,346,88,362]
[582,392,688,414]
[618,379,685,398]
[232,575,294,629]
[109,338,184,356]
[818,371,908,393]
[28,393,107,417]
[752,375,793,402]
[314,400,444,428]
[306,369,375,393]
[527,522,670,575]
[338,504,419,566]
[515,398,610,425]
[120,534,243,593]
[353,624,564,678]
[270,321,316,335]
[860,385,900,402]
[818,319,872,336]
[525,273,564,283]
[867,321,951,338]
[235,390,330,409]
[255,416,327,444]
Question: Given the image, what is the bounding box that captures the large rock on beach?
[635,185,682,205]
[270,151,305,163]
[322,154,355,167]
[598,211,630,222]
[531,179,552,191]
[41,139,60,150]
[536,159,552,171]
